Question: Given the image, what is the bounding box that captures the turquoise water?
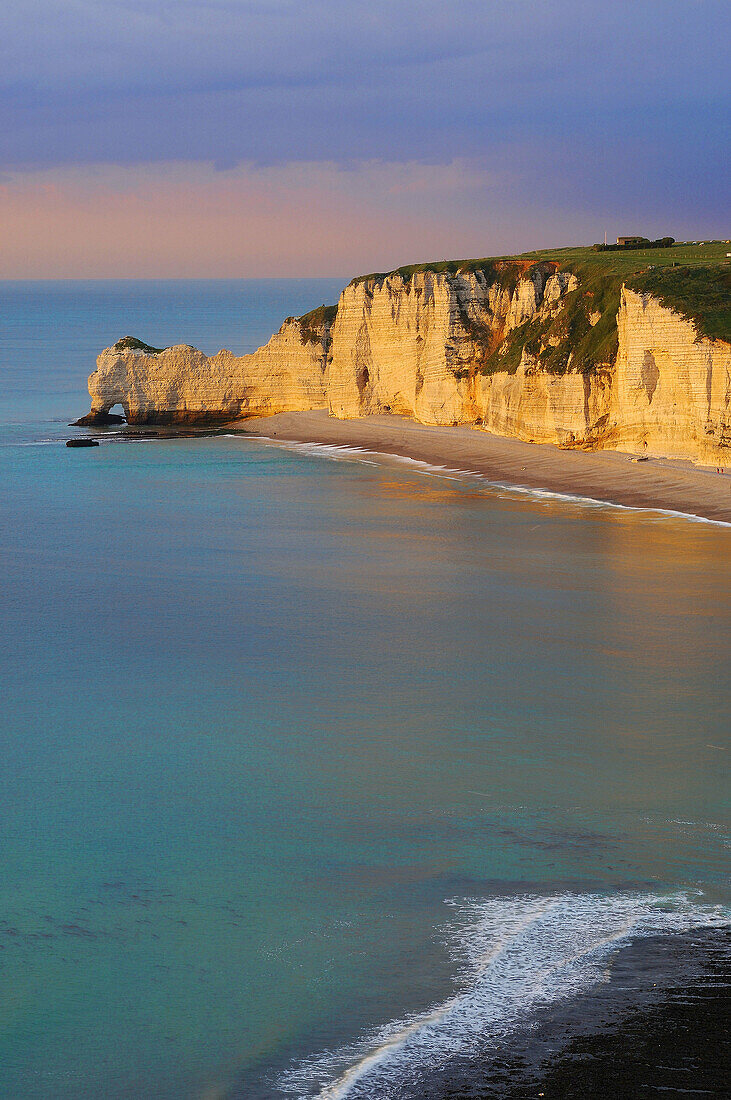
[1,281,729,1099]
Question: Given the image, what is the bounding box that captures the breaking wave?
[255,437,731,528]
[277,890,729,1099]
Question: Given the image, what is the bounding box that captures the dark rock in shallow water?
[72,411,125,426]
[66,438,99,448]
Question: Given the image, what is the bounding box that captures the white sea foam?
[15,439,69,446]
[277,890,729,1099]
[251,437,731,529]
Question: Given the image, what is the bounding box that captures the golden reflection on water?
[225,445,729,829]
[276,456,731,829]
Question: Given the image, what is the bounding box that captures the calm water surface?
[1,281,729,1099]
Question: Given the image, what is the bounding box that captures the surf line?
[249,436,731,530]
[314,897,555,1100]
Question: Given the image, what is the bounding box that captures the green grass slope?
[289,303,338,345]
[628,263,731,343]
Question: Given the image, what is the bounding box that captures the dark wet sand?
[231,410,731,523]
[412,927,731,1099]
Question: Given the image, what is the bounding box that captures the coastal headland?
[76,240,730,516]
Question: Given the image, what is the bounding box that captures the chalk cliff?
[327,265,578,426]
[79,311,333,425]
[79,261,730,463]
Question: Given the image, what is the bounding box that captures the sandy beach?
[231,409,731,524]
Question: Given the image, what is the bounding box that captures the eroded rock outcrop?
[82,315,333,425]
[80,263,730,463]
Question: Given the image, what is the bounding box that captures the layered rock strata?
[327,265,579,425]
[80,269,730,463]
[80,316,332,425]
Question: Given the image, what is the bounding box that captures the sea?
[1,280,729,1099]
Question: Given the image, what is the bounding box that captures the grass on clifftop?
[627,264,731,343]
[521,242,730,353]
[500,242,730,346]
[288,303,338,345]
[352,257,496,284]
[114,336,168,353]
[353,240,729,290]
[352,242,730,372]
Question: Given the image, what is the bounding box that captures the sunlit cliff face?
[80,267,731,466]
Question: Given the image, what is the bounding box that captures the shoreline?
[228,921,730,1099]
[417,926,731,1100]
[229,410,731,524]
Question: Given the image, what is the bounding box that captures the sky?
[1,0,729,277]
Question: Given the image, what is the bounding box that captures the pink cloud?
[0,160,603,278]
